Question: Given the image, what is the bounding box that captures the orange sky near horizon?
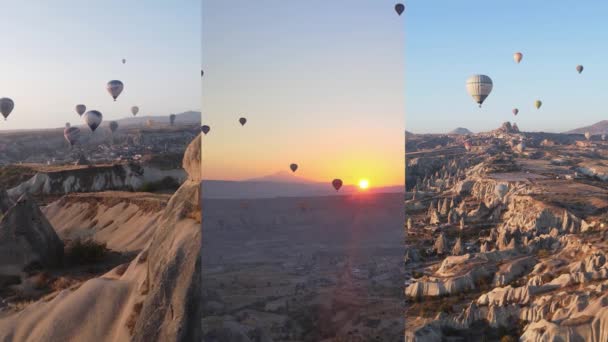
[202,1,404,188]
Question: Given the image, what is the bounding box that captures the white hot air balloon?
[106,80,124,101]
[466,75,493,107]
[0,98,15,120]
[131,106,139,116]
[494,183,508,199]
[75,104,86,116]
[84,110,103,132]
[513,52,523,64]
[585,132,591,141]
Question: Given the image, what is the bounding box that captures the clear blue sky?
[0,0,200,131]
[407,1,608,134]
[202,1,405,186]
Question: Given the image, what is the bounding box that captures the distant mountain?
[108,111,200,127]
[244,171,316,184]
[564,120,608,135]
[203,179,403,199]
[449,127,473,135]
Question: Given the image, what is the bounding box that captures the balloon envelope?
[122,58,126,64]
[131,106,139,116]
[64,127,80,146]
[512,108,519,116]
[576,65,584,74]
[513,52,523,64]
[239,117,247,126]
[75,104,86,116]
[332,179,343,191]
[0,98,14,120]
[395,3,405,15]
[535,100,542,109]
[585,132,591,140]
[201,125,210,134]
[106,80,124,101]
[84,110,103,132]
[466,75,493,107]
[170,114,176,125]
[109,121,118,133]
[290,164,298,172]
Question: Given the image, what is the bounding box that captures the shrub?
[65,238,109,265]
[138,176,180,193]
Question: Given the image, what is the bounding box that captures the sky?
[0,0,200,131]
[407,1,608,134]
[202,1,405,187]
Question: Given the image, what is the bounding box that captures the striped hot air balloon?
[466,75,493,107]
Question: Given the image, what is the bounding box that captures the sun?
[358,179,370,190]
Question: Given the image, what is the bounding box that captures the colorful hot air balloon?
[84,110,103,132]
[75,104,86,116]
[0,98,14,120]
[64,126,80,146]
[576,65,584,74]
[535,100,542,109]
[290,163,298,172]
[466,75,493,107]
[395,3,405,15]
[109,121,118,133]
[201,125,210,135]
[332,179,343,191]
[512,108,519,116]
[131,106,139,116]
[513,52,523,64]
[170,114,176,126]
[464,141,472,151]
[106,80,124,101]
[239,117,247,126]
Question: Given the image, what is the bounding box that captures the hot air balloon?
[0,98,14,120]
[64,127,81,146]
[512,108,519,116]
[576,65,584,74]
[585,132,591,141]
[332,179,343,191]
[239,117,247,126]
[513,52,523,64]
[201,70,204,77]
[106,80,124,101]
[109,121,118,133]
[84,110,103,132]
[290,163,298,172]
[75,104,86,116]
[601,134,606,141]
[201,125,210,135]
[395,3,405,15]
[146,119,153,127]
[65,122,71,128]
[170,114,176,126]
[534,100,542,109]
[122,58,126,64]
[131,106,139,116]
[464,141,472,151]
[465,75,493,107]
[494,183,508,199]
